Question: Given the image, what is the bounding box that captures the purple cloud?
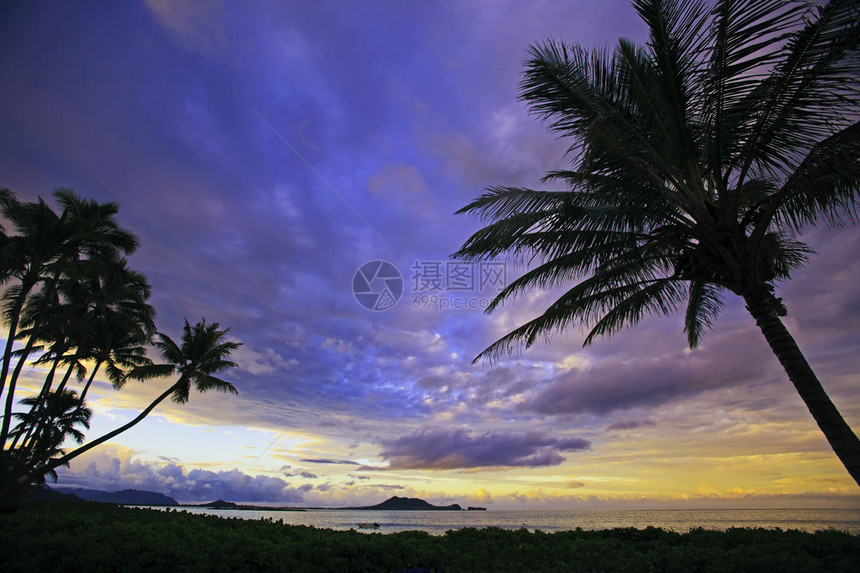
[379,427,590,469]
[301,458,360,465]
[518,320,777,417]
[57,457,307,503]
[606,419,656,431]
[281,465,319,479]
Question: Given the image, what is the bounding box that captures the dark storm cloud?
[379,427,590,470]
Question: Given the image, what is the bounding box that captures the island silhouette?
[44,488,486,511]
[354,496,462,511]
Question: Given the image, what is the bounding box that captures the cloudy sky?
[1,1,858,509]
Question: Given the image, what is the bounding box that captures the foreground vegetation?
[1,502,858,572]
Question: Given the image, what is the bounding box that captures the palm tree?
[23,319,240,485]
[49,253,156,396]
[8,389,91,485]
[454,0,860,485]
[8,254,156,454]
[0,188,138,446]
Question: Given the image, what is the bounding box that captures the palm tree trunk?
[35,355,63,406]
[29,351,67,414]
[0,281,33,404]
[744,293,860,487]
[7,358,61,451]
[0,333,41,447]
[0,274,49,415]
[23,382,179,486]
[1,274,63,447]
[52,359,77,396]
[78,361,102,404]
[0,313,21,401]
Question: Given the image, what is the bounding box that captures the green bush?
[1,501,857,572]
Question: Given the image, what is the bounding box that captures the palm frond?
[583,278,687,345]
[474,275,685,362]
[170,379,191,404]
[772,121,860,230]
[736,0,860,180]
[758,232,811,280]
[128,363,176,381]
[684,280,725,347]
[633,0,710,167]
[193,374,239,395]
[455,186,575,220]
[153,331,185,366]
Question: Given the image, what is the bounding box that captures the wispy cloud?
[301,458,360,466]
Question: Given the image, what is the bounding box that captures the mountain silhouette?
[51,487,178,506]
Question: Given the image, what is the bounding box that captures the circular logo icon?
[352,260,403,311]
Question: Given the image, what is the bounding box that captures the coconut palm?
[454,0,860,484]
[24,319,240,484]
[8,389,91,484]
[0,188,138,446]
[10,390,91,457]
[49,253,156,395]
[8,254,156,453]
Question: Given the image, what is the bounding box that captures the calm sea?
[136,507,860,535]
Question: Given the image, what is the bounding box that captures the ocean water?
[139,507,860,535]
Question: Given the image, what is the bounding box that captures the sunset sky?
[1,0,858,509]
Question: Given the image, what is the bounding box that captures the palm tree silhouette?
[25,319,240,483]
[8,253,156,453]
[0,188,138,446]
[454,0,860,484]
[9,389,91,484]
[50,253,156,396]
